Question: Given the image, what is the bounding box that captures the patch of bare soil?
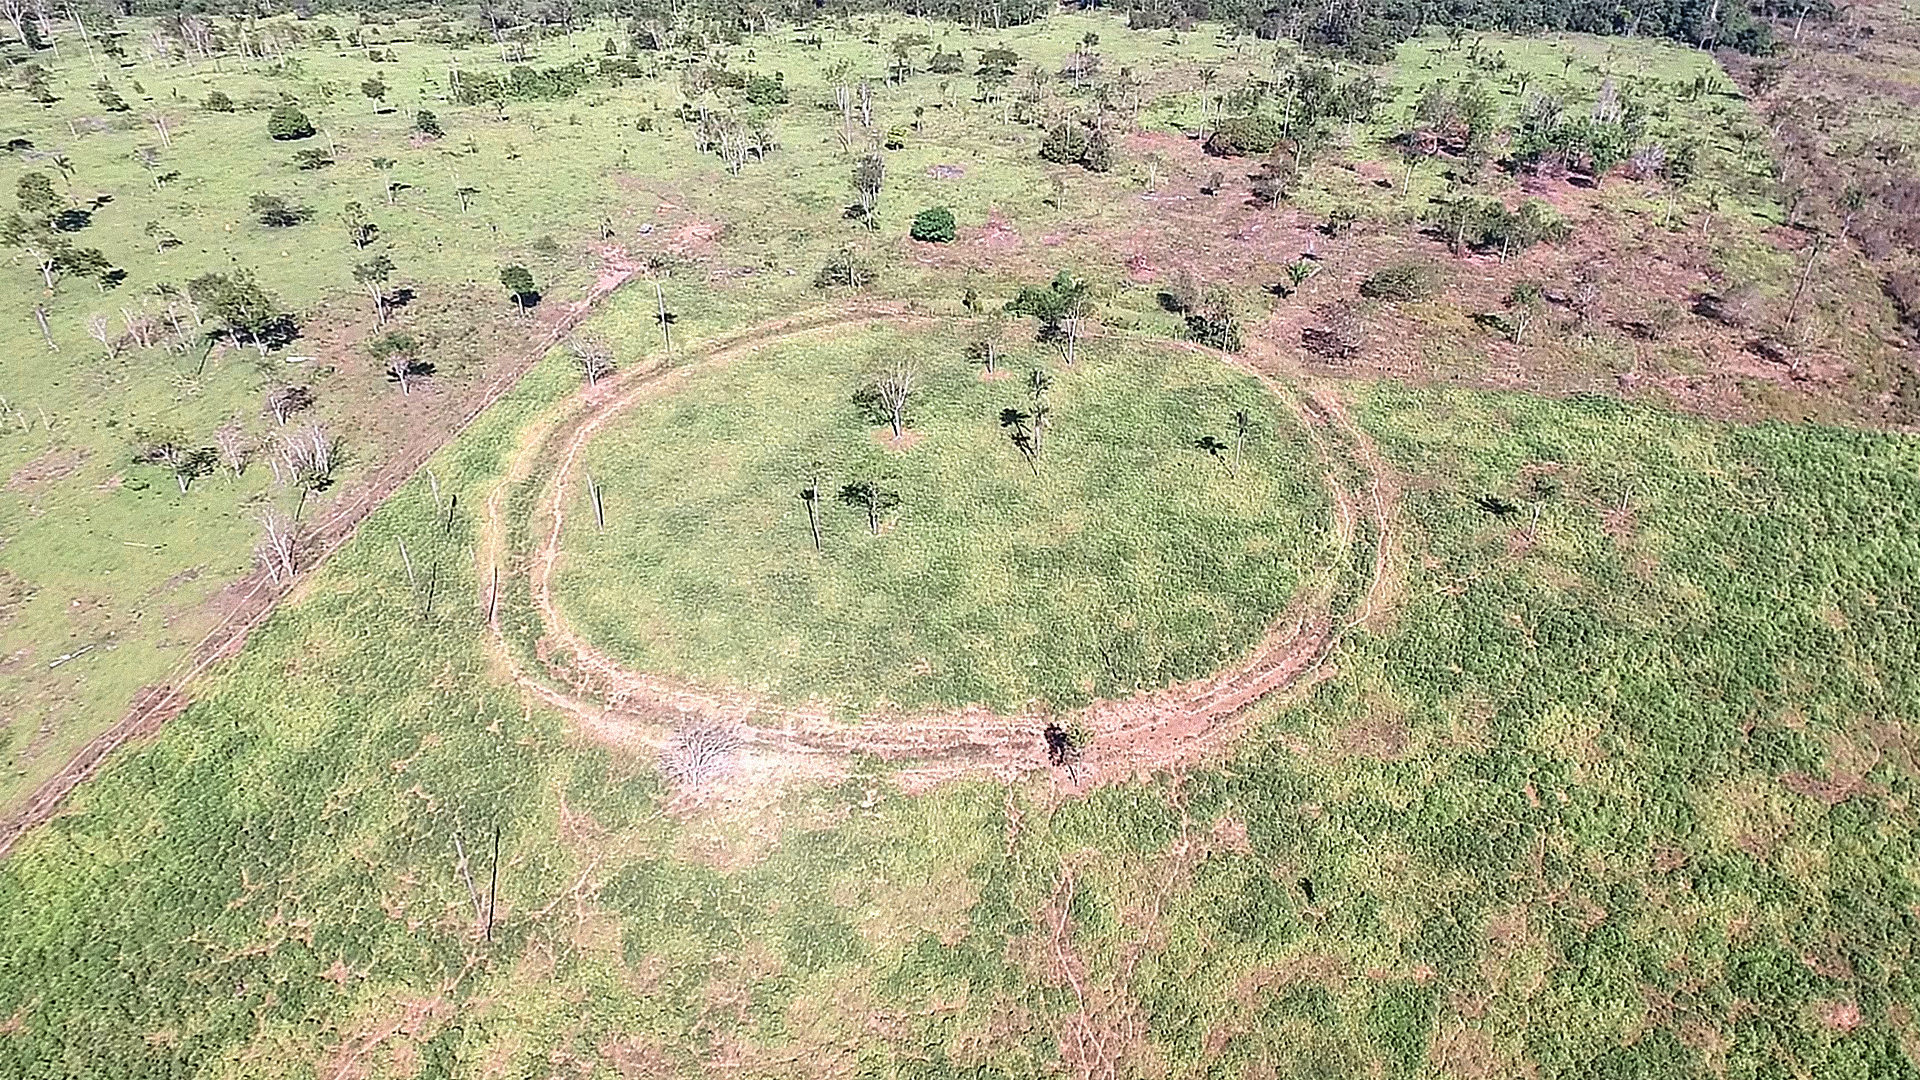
[871,427,925,451]
[476,307,1401,800]
[5,447,89,491]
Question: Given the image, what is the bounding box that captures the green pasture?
[0,350,1912,1076]
[552,324,1332,713]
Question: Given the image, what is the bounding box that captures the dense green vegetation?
[553,325,1331,712]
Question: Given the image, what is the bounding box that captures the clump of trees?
[1008,271,1094,365]
[850,153,885,228]
[500,265,537,316]
[1039,121,1114,172]
[188,270,286,354]
[1429,196,1571,258]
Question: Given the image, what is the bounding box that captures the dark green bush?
[1359,263,1438,302]
[266,103,315,140]
[910,206,956,243]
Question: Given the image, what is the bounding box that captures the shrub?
[292,147,333,170]
[884,127,908,150]
[814,257,877,289]
[1359,263,1436,302]
[743,74,787,106]
[413,109,443,138]
[267,103,315,140]
[1039,122,1114,173]
[910,206,956,243]
[1204,114,1282,157]
[250,194,310,227]
[202,89,235,112]
[929,49,964,74]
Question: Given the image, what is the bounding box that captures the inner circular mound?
[548,323,1334,716]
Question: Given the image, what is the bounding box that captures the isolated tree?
[353,252,395,324]
[341,202,378,248]
[1230,409,1252,477]
[63,246,116,293]
[368,331,424,394]
[2,216,66,288]
[414,109,443,138]
[566,330,615,386]
[202,89,234,112]
[360,76,387,106]
[500,264,536,316]
[254,506,302,583]
[133,428,216,493]
[191,270,279,354]
[16,172,60,222]
[264,383,315,426]
[454,185,480,212]
[267,103,315,140]
[839,479,900,534]
[1010,271,1094,365]
[1249,145,1301,211]
[874,362,914,439]
[273,423,336,490]
[371,157,397,205]
[250,193,308,227]
[1026,367,1052,458]
[1504,280,1544,343]
[213,418,251,477]
[851,153,885,229]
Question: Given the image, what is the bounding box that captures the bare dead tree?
[660,722,743,788]
[875,363,913,439]
[273,423,336,490]
[802,462,824,551]
[254,506,302,583]
[33,306,56,351]
[566,331,615,387]
[213,417,250,477]
[85,314,116,353]
[120,307,157,349]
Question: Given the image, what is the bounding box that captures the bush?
[814,257,877,289]
[1039,122,1114,173]
[292,147,333,170]
[1359,263,1437,302]
[884,127,908,150]
[910,206,956,243]
[413,110,443,138]
[249,194,310,227]
[267,103,315,141]
[202,89,235,112]
[1204,114,1282,157]
[743,74,787,106]
[929,49,964,74]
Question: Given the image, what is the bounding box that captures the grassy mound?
[550,325,1334,712]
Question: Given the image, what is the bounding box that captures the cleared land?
[0,6,1915,1079]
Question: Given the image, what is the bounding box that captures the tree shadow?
[4,138,32,152]
[1475,494,1518,516]
[259,315,302,351]
[100,267,128,290]
[1194,435,1228,457]
[388,286,416,311]
[52,208,92,232]
[386,359,436,384]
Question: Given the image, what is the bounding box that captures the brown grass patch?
[6,447,89,491]
[871,427,926,451]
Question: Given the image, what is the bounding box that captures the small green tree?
[500,264,537,316]
[413,109,443,138]
[340,201,375,248]
[15,172,60,221]
[267,103,315,140]
[1503,280,1544,343]
[249,193,309,227]
[851,153,885,228]
[367,330,424,393]
[191,270,281,354]
[353,253,395,324]
[910,206,956,243]
[360,77,387,105]
[202,89,235,112]
[838,479,900,534]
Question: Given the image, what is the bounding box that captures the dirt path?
[0,265,645,862]
[481,308,1401,798]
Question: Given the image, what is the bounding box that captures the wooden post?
[487,565,498,624]
[588,474,605,532]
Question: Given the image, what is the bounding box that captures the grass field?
[0,353,1913,1076]
[0,8,1826,812]
[1,6,1915,1077]
[551,324,1332,712]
